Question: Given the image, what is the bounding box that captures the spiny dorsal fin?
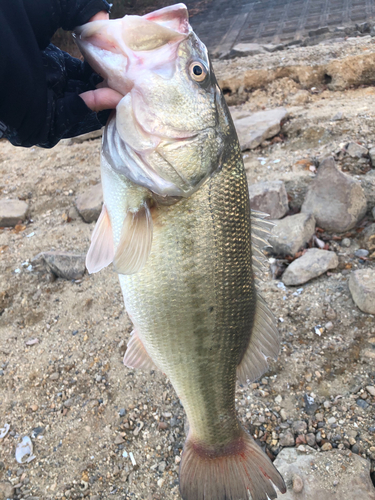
[86,204,115,274]
[123,330,158,371]
[237,294,280,384]
[114,203,153,275]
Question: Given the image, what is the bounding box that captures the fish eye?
[189,61,207,82]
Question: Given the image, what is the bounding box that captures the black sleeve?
[0,0,111,148]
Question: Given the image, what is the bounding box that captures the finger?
[89,11,109,22]
[79,88,123,112]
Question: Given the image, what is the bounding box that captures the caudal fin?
[179,426,286,500]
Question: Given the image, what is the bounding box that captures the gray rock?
[346,142,368,158]
[292,421,307,435]
[360,169,375,205]
[0,481,14,500]
[372,207,375,220]
[369,147,375,166]
[341,237,351,247]
[75,183,103,223]
[262,43,284,52]
[301,157,367,232]
[274,446,375,500]
[249,180,288,219]
[0,199,29,227]
[354,249,369,258]
[229,43,266,58]
[282,248,339,286]
[232,107,288,151]
[41,251,86,280]
[349,269,375,314]
[361,223,375,254]
[306,433,316,446]
[279,430,295,447]
[269,213,315,256]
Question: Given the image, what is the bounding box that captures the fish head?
[75,4,230,199]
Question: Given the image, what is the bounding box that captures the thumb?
[80,88,123,112]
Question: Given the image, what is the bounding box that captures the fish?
[74,4,286,499]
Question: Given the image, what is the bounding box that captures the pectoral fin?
[114,203,153,275]
[123,330,157,371]
[86,204,114,274]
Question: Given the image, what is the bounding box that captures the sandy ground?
[0,37,375,500]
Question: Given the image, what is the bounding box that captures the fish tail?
[179,425,286,500]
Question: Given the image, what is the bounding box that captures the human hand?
[79,11,123,112]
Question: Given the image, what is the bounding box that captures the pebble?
[0,481,14,499]
[232,107,288,151]
[325,321,333,330]
[356,399,369,409]
[40,251,86,280]
[341,237,351,247]
[119,408,126,417]
[306,433,316,446]
[157,478,165,488]
[301,157,367,232]
[327,417,336,425]
[158,421,168,430]
[354,249,369,258]
[292,421,307,434]
[248,180,289,219]
[292,474,304,493]
[0,199,29,227]
[346,141,368,158]
[30,404,38,412]
[349,269,375,314]
[321,442,333,451]
[268,213,316,256]
[75,183,103,223]
[366,386,375,397]
[282,249,338,286]
[279,430,295,447]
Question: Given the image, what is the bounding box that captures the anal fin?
[114,203,153,275]
[237,294,280,384]
[86,204,114,274]
[123,330,157,371]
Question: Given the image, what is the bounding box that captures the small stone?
[119,408,126,417]
[349,269,375,314]
[41,251,86,280]
[0,481,15,499]
[282,248,339,286]
[292,474,304,493]
[279,430,295,447]
[346,142,368,158]
[292,421,307,435]
[157,478,165,488]
[301,157,367,232]
[321,442,333,451]
[306,433,316,446]
[332,112,343,121]
[296,434,306,445]
[228,43,266,58]
[49,372,59,381]
[326,307,337,320]
[323,401,331,409]
[274,395,282,404]
[158,421,168,430]
[327,417,336,425]
[341,238,351,247]
[30,404,38,412]
[75,183,103,223]
[366,386,375,397]
[280,409,288,421]
[248,180,289,219]
[315,413,324,422]
[269,213,316,256]
[158,461,166,473]
[354,249,369,258]
[0,199,29,227]
[356,399,369,409]
[369,147,375,166]
[233,107,288,151]
[325,321,333,330]
[114,435,124,445]
[63,398,74,408]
